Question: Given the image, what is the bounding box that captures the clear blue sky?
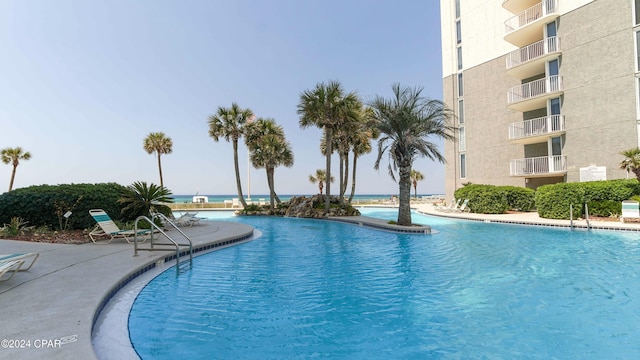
[0,0,445,196]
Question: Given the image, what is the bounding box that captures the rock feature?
[238,195,360,218]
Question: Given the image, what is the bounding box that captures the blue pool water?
[129,209,640,359]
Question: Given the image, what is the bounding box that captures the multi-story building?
[441,0,639,198]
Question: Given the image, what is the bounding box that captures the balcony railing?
[509,115,565,140]
[505,0,558,35]
[507,75,563,105]
[506,37,560,69]
[510,155,567,176]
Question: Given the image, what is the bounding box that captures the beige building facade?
[441,0,640,199]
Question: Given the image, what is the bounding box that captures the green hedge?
[454,184,534,214]
[0,183,127,230]
[535,179,640,219]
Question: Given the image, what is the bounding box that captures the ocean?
[171,194,443,204]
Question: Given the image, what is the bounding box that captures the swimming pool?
[128,209,640,359]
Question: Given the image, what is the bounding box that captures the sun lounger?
[174,212,205,227]
[452,199,471,213]
[89,209,151,244]
[621,200,640,223]
[0,260,24,282]
[0,253,39,271]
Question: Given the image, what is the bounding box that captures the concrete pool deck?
[0,221,254,360]
[2,208,640,359]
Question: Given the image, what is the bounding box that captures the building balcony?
[503,0,540,14]
[508,115,565,144]
[504,0,559,47]
[506,37,561,78]
[510,155,567,177]
[507,75,563,112]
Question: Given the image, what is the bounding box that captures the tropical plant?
[323,99,372,205]
[143,132,173,188]
[1,147,32,192]
[244,118,294,211]
[298,80,360,212]
[119,181,174,221]
[347,106,378,203]
[308,169,334,195]
[370,84,455,226]
[620,148,640,181]
[208,103,254,208]
[410,170,425,199]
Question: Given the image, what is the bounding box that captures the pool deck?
[0,221,254,360]
[2,208,640,359]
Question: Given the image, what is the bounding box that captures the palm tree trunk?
[8,165,17,192]
[341,151,349,206]
[348,154,358,204]
[157,153,164,188]
[232,139,247,207]
[324,127,333,213]
[338,154,345,207]
[267,167,276,212]
[398,162,412,226]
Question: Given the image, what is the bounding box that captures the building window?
[458,73,464,97]
[457,47,463,70]
[455,0,460,19]
[459,127,466,152]
[458,99,464,124]
[636,0,640,25]
[637,77,640,120]
[636,30,640,71]
[456,20,462,44]
[460,154,466,179]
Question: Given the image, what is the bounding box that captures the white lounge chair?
[231,198,241,208]
[438,199,461,212]
[0,253,39,271]
[174,212,205,227]
[621,200,640,223]
[0,259,24,282]
[89,209,151,244]
[453,199,471,213]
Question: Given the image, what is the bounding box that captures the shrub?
[587,200,621,218]
[454,184,533,214]
[0,183,127,230]
[535,179,640,219]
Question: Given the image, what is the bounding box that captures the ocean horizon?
[171,194,444,203]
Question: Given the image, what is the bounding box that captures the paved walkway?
[2,207,640,360]
[413,203,640,231]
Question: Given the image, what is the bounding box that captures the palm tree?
[298,80,360,213]
[371,84,455,226]
[308,169,334,195]
[245,118,294,211]
[1,147,32,192]
[620,148,640,181]
[347,106,378,203]
[410,170,425,199]
[143,132,173,188]
[119,181,174,221]
[208,103,254,208]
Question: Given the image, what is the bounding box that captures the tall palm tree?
[298,80,359,213]
[208,103,254,208]
[371,84,455,226]
[245,118,294,211]
[620,148,640,181]
[347,106,378,203]
[308,169,334,195]
[1,147,32,192]
[410,170,425,199]
[143,132,173,188]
